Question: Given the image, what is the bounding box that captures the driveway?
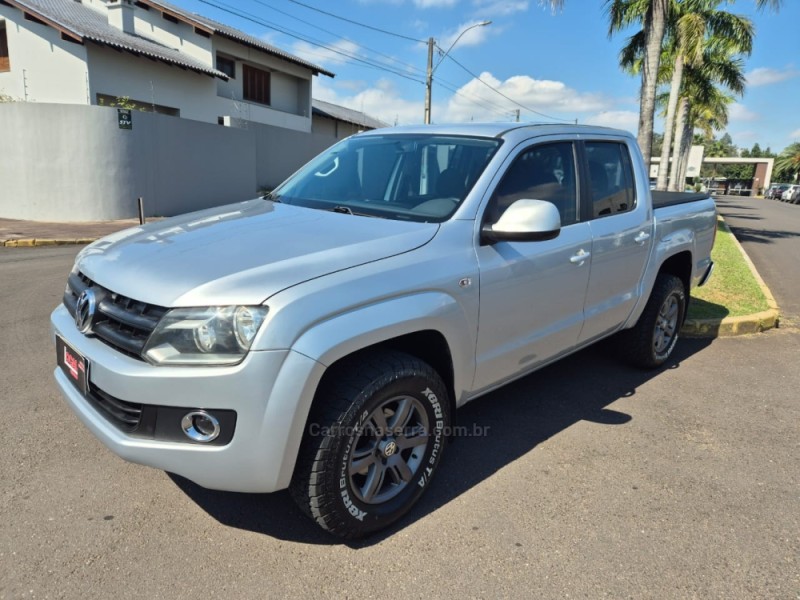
[0,246,798,599]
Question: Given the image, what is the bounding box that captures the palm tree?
[607,0,671,168]
[674,76,736,187]
[668,40,746,189]
[601,0,780,169]
[655,1,753,191]
[775,143,800,183]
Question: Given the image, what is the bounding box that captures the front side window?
[486,141,578,226]
[0,22,9,72]
[243,64,270,105]
[585,141,636,218]
[271,134,502,223]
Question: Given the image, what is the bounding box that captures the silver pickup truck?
[52,123,716,538]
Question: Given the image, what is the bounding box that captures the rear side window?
[585,142,636,218]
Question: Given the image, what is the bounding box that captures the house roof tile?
[3,0,334,79]
[312,98,388,131]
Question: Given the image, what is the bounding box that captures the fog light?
[181,411,221,442]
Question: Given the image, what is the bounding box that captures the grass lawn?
[687,219,770,320]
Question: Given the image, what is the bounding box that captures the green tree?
[669,37,748,189]
[607,0,671,167]
[599,0,781,170]
[774,143,800,183]
[660,1,753,191]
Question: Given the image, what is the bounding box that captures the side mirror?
[481,199,562,244]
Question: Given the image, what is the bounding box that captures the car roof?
[355,122,634,142]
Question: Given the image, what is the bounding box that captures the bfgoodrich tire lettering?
[290,351,450,539]
[619,273,686,369]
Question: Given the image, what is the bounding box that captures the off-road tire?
[290,351,450,539]
[618,273,686,369]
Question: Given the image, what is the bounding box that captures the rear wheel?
[618,273,686,369]
[290,351,450,538]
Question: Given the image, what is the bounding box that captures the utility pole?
[423,21,490,124]
[424,37,434,125]
[515,109,520,122]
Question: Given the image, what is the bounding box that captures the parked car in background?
[783,184,800,203]
[772,184,791,200]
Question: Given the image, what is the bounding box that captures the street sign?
[118,109,132,130]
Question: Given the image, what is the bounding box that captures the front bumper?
[51,304,325,493]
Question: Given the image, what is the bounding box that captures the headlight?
[143,306,268,365]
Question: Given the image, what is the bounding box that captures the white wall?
[0,103,359,221]
[86,43,313,131]
[132,9,213,64]
[86,44,216,117]
[0,8,89,103]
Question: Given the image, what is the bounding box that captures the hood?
[77,200,438,306]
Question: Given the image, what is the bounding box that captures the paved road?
[715,195,800,326]
[1,246,798,599]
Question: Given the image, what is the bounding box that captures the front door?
[474,141,591,392]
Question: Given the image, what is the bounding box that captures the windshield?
[271,134,502,222]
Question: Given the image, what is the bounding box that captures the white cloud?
[314,79,424,126]
[472,0,529,16]
[443,72,611,122]
[790,129,800,140]
[290,39,361,68]
[729,103,759,122]
[584,110,639,132]
[746,66,800,87]
[414,0,458,7]
[439,20,494,50]
[314,71,628,129]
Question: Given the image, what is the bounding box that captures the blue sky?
[180,0,797,153]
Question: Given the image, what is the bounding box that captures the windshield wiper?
[330,205,354,215]
[262,191,281,202]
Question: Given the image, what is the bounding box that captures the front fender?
[292,291,475,404]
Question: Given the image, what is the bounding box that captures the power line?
[442,52,574,123]
[202,0,540,123]
[244,0,428,79]
[197,0,425,83]
[283,0,426,44]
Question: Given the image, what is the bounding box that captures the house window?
[96,94,180,117]
[0,23,10,72]
[243,64,270,106]
[216,54,235,79]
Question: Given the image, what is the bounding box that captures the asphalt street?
[1,228,798,598]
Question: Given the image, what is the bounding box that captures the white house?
[0,0,336,132]
[0,0,389,222]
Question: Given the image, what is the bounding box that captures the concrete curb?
[2,238,97,247]
[682,217,780,338]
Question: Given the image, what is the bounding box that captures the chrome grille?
[63,271,167,359]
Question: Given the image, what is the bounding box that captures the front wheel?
[290,351,451,538]
[618,273,686,369]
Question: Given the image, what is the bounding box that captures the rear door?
[578,139,653,343]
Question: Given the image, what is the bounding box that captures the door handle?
[634,231,651,245]
[570,249,591,265]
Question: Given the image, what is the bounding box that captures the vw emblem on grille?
[75,289,97,334]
